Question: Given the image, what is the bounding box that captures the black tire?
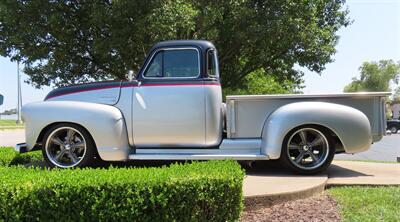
[389,126,398,134]
[42,123,96,168]
[280,125,335,175]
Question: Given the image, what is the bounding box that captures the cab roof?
[151,40,216,51]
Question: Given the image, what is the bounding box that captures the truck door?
[133,47,206,147]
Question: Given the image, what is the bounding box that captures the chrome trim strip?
[142,47,201,79]
[135,148,260,154]
[129,154,268,160]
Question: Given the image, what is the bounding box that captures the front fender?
[261,102,372,159]
[22,101,130,161]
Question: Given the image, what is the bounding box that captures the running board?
[15,143,28,153]
[128,154,268,160]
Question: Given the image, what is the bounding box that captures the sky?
[302,0,400,93]
[0,0,399,112]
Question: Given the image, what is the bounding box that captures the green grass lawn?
[329,186,400,222]
[0,120,24,129]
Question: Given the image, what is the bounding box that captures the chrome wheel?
[287,128,329,170]
[45,127,87,168]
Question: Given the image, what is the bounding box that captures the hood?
[45,81,122,105]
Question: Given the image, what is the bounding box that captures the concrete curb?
[243,161,400,209]
[326,183,400,188]
[244,177,327,209]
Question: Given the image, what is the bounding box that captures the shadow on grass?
[24,158,291,174]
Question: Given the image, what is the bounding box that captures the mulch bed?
[241,193,341,222]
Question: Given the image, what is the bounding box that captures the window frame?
[206,48,220,78]
[142,47,201,79]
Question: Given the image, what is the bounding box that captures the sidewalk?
[327,160,400,186]
[242,160,400,204]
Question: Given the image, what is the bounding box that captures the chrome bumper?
[15,143,28,153]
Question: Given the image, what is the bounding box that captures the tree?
[0,108,17,115]
[344,60,400,92]
[0,0,350,91]
[391,87,400,104]
[222,68,298,97]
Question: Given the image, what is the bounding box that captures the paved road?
[0,129,25,147]
[1,129,399,162]
[335,133,400,162]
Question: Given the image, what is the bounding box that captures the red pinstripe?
[46,82,221,100]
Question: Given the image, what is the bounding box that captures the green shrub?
[9,150,43,166]
[0,160,244,221]
[0,147,43,166]
[0,148,16,166]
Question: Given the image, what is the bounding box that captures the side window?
[144,52,163,77]
[144,49,199,78]
[207,49,219,78]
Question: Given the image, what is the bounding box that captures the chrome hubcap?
[45,127,87,168]
[287,128,329,170]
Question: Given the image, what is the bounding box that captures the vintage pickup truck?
[17,40,390,174]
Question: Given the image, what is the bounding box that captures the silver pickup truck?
[17,40,389,174]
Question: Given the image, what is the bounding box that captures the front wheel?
[280,126,335,175]
[42,123,96,168]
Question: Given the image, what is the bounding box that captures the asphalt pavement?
[335,133,400,162]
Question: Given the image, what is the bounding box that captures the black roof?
[151,40,216,51]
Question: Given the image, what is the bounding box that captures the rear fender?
[261,102,372,159]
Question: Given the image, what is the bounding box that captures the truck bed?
[226,92,390,142]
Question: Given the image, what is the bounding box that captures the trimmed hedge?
[0,148,15,166]
[0,147,43,166]
[0,158,244,221]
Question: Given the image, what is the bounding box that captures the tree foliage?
[0,0,350,90]
[222,68,296,97]
[344,60,400,92]
[391,87,400,104]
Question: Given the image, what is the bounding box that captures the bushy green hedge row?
[0,148,244,222]
[0,147,43,166]
[0,148,15,166]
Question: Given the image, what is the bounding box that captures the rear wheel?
[42,123,96,168]
[280,126,335,174]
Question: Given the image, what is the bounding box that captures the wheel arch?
[280,123,345,153]
[36,122,97,151]
[261,101,372,159]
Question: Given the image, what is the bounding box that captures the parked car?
[16,40,390,174]
[387,119,400,134]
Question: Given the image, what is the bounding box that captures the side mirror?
[0,94,3,105]
[126,70,136,81]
